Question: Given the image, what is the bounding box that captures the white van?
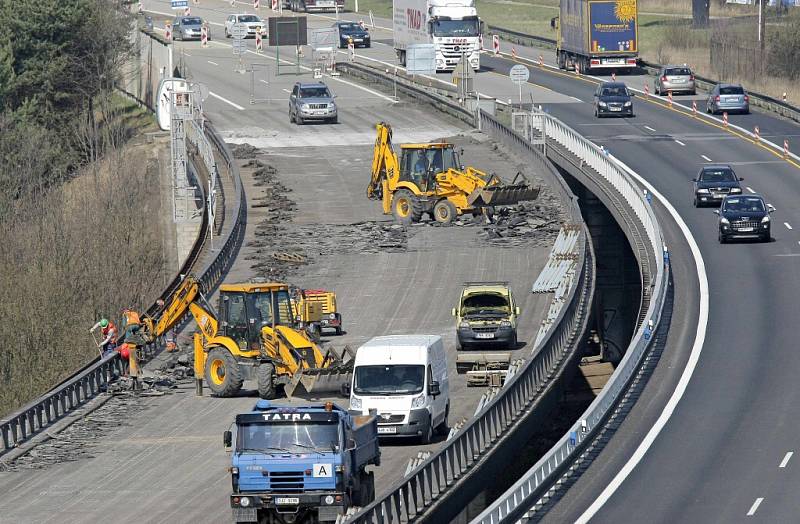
[347,335,450,443]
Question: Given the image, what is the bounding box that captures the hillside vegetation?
[0,0,167,415]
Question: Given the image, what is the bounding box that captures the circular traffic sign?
[509,64,530,85]
[231,22,248,40]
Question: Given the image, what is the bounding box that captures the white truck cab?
[347,335,449,444]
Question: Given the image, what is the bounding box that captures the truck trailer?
[226,401,380,523]
[393,0,482,72]
[554,0,638,72]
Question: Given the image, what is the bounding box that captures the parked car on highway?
[593,82,634,118]
[289,0,345,12]
[224,14,265,38]
[171,16,206,41]
[654,65,696,95]
[715,194,774,243]
[289,82,338,125]
[333,21,371,48]
[692,164,743,207]
[706,83,750,115]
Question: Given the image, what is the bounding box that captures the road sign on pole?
[509,64,530,105]
[230,23,248,40]
[171,0,188,9]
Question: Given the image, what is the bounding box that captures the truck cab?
[226,401,379,523]
[453,281,519,350]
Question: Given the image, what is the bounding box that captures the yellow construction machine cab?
[397,142,461,194]
[216,282,295,353]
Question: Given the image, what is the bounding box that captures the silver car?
[654,65,696,95]
[706,83,750,115]
[289,82,338,125]
[224,14,265,38]
[172,16,205,41]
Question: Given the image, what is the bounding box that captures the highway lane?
[0,24,569,522]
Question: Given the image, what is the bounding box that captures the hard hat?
[119,346,130,360]
[100,319,109,328]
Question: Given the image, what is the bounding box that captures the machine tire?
[433,199,457,224]
[392,189,422,224]
[435,403,450,436]
[257,362,276,399]
[509,331,518,350]
[205,348,243,397]
[335,325,343,336]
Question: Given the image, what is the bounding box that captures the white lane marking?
[674,139,686,146]
[747,498,764,516]
[570,96,582,103]
[784,222,793,230]
[746,187,755,193]
[644,125,656,132]
[207,60,219,66]
[779,451,793,468]
[184,52,192,57]
[578,155,709,523]
[701,154,713,162]
[260,79,269,85]
[282,88,291,94]
[145,8,225,26]
[208,91,245,110]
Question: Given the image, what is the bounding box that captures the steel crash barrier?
[473,111,669,523]
[0,112,245,458]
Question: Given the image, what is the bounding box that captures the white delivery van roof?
[354,335,441,366]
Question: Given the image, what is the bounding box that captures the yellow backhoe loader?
[367,122,540,224]
[142,276,352,399]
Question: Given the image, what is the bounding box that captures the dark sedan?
[593,82,634,118]
[692,164,743,207]
[715,194,775,243]
[333,21,370,48]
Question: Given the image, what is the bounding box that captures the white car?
[224,14,265,38]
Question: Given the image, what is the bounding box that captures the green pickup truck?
[452,281,519,350]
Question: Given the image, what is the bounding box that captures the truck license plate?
[378,426,397,434]
[276,497,300,505]
[605,58,624,64]
[475,333,495,339]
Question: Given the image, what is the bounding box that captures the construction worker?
[89,318,117,357]
[121,307,142,344]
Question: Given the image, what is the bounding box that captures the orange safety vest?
[102,321,118,343]
[123,310,141,327]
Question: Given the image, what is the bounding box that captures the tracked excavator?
[367,122,540,224]
[141,276,352,399]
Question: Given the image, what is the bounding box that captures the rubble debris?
[231,143,259,159]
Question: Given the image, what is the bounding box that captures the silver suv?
[654,65,696,96]
[289,82,338,125]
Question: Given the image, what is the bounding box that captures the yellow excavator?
[367,122,540,224]
[141,276,352,399]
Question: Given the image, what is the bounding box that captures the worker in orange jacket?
[89,318,118,357]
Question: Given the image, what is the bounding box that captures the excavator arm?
[367,122,401,214]
[143,276,218,344]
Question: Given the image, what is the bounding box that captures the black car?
[692,164,743,207]
[333,21,370,48]
[715,194,775,243]
[593,82,634,118]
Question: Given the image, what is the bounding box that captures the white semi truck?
[393,0,482,72]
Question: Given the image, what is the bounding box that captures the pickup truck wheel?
[335,325,343,336]
[509,332,518,350]
[392,189,422,224]
[257,362,276,399]
[205,348,243,397]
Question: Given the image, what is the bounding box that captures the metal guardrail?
[473,110,669,524]
[0,104,245,458]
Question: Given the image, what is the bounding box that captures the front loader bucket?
[467,184,541,207]
[284,345,355,398]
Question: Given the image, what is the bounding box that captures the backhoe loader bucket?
[467,183,541,207]
[284,345,355,398]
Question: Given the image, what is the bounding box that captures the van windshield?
[354,365,424,395]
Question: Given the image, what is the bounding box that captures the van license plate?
[475,333,495,339]
[276,497,300,505]
[378,426,397,434]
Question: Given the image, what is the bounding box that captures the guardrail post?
[1,424,9,450]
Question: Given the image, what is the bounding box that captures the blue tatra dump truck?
[225,401,380,523]
[553,0,639,72]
